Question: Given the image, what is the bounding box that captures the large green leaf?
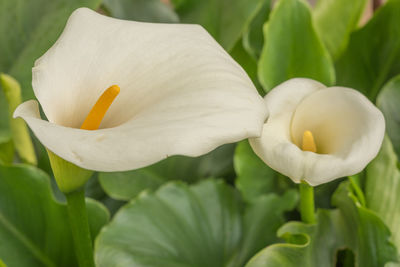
[258,0,335,92]
[313,0,367,60]
[95,179,297,267]
[335,0,400,100]
[0,163,109,267]
[246,181,398,267]
[103,0,179,23]
[377,75,400,158]
[171,0,265,51]
[365,136,400,251]
[99,144,235,200]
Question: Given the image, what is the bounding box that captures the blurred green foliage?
[1,0,400,266]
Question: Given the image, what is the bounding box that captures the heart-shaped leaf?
[95,179,297,267]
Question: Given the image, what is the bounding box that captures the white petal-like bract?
[15,8,268,172]
[250,78,385,186]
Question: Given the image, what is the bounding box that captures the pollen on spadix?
[302,130,317,153]
[80,85,120,130]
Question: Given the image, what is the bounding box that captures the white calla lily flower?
[14,8,268,172]
[249,78,385,186]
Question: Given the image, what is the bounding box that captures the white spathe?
[14,8,268,172]
[249,78,385,186]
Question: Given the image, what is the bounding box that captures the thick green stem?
[65,189,95,267]
[299,182,316,224]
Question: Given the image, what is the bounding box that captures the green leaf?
[243,0,271,59]
[0,0,102,136]
[103,0,179,23]
[258,0,335,92]
[99,144,235,200]
[313,0,368,60]
[377,75,400,158]
[95,179,297,267]
[245,182,398,267]
[335,0,400,101]
[171,0,265,51]
[234,140,292,202]
[0,163,109,267]
[365,136,400,252]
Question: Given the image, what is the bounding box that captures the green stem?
[299,182,316,224]
[65,189,95,267]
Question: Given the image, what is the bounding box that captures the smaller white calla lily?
[14,8,268,175]
[249,78,385,186]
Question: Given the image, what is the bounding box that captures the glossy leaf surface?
[95,179,297,267]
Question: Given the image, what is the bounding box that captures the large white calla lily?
[249,78,385,186]
[14,8,268,172]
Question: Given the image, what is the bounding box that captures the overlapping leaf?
[245,182,398,267]
[95,179,297,267]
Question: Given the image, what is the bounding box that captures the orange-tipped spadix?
[80,85,120,130]
[302,130,317,153]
